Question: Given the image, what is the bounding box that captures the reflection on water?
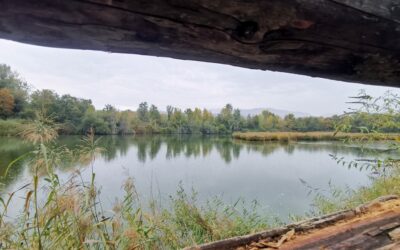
[0,137,33,188]
[50,135,384,163]
[0,135,385,219]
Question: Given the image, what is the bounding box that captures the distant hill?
[210,108,310,118]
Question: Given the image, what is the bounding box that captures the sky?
[0,39,398,116]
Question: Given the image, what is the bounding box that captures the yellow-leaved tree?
[0,88,15,118]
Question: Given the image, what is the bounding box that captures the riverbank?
[233,131,400,142]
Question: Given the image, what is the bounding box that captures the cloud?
[0,39,397,116]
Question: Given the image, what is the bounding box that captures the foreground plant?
[0,116,271,249]
[309,91,400,215]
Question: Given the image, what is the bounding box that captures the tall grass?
[0,117,273,249]
[233,131,399,142]
[310,167,400,216]
[0,119,27,136]
[300,92,400,218]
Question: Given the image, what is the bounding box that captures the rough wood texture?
[0,0,399,87]
[185,195,400,250]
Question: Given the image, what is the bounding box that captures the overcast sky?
[0,39,397,116]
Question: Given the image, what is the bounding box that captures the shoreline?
[233,131,400,142]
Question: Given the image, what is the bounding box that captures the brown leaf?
[260,229,295,249]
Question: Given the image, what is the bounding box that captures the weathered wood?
[185,195,400,250]
[389,227,400,241]
[0,0,399,87]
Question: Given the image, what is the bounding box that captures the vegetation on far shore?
[2,64,400,137]
[233,131,400,142]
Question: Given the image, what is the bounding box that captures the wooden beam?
[184,196,400,250]
[0,0,399,87]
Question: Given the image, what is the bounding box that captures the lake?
[0,135,384,220]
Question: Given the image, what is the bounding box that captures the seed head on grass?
[20,113,59,144]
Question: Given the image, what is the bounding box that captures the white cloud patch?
[0,39,398,116]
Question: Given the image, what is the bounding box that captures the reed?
[0,117,273,249]
[233,131,399,142]
[311,168,400,216]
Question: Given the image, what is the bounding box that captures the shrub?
[0,119,27,136]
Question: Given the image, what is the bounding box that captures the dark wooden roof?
[0,0,399,87]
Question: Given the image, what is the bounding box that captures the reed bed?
[232,131,400,142]
[0,117,273,249]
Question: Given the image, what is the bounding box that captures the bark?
[184,195,400,250]
[0,0,399,87]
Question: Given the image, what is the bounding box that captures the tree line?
[1,64,399,135]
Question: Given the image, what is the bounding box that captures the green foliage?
[137,102,149,122]
[233,131,398,142]
[29,89,59,116]
[2,65,400,137]
[0,119,27,136]
[56,94,93,130]
[27,89,95,134]
[309,90,400,216]
[0,64,29,117]
[80,109,112,135]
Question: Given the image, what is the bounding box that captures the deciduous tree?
[0,88,15,118]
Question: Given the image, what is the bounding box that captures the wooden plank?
[185,195,400,250]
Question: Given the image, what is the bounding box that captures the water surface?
[0,135,382,219]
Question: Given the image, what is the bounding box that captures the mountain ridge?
[209,108,311,118]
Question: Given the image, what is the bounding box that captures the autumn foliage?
[0,88,15,118]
